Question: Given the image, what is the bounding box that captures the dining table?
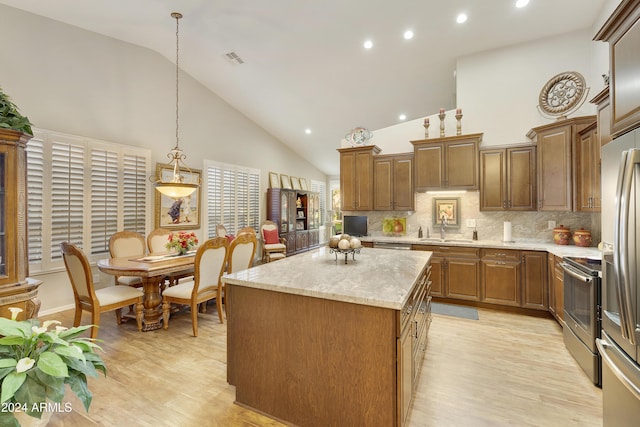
[97,252,195,331]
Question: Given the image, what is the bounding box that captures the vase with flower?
[165,231,199,255]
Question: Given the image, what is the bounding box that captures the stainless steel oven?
[561,256,602,386]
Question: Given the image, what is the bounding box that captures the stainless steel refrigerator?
[598,127,640,426]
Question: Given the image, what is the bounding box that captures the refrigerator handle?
[615,149,640,344]
[597,338,640,400]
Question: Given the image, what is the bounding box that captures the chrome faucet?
[440,214,448,240]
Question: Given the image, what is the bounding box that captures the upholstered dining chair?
[260,220,286,263]
[161,237,228,336]
[215,224,228,238]
[147,227,193,288]
[236,226,256,237]
[108,231,146,287]
[220,232,258,323]
[61,242,143,338]
[146,227,172,253]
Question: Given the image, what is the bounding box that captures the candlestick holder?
[438,111,446,137]
[455,112,463,136]
[423,120,430,139]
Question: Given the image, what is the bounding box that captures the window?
[311,179,327,225]
[26,129,150,272]
[205,160,260,237]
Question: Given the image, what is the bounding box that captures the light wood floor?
[40,305,602,426]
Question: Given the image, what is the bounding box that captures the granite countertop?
[358,235,601,258]
[222,247,431,310]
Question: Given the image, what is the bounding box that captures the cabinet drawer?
[400,267,428,332]
[481,248,520,260]
[412,244,479,258]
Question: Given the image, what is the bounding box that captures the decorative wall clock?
[537,71,588,119]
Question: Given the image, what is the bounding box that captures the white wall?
[0,5,327,314]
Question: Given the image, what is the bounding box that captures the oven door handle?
[560,262,592,283]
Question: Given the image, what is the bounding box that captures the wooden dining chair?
[236,226,256,237]
[108,231,146,287]
[161,237,228,336]
[220,232,258,323]
[61,242,143,338]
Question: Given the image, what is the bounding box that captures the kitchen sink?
[419,238,474,243]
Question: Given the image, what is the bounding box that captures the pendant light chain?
[173,12,182,150]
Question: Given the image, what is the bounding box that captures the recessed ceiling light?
[399,114,407,121]
[305,128,312,135]
[403,30,414,40]
[363,40,373,49]
[456,13,468,24]
[515,0,529,8]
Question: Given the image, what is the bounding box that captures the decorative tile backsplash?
[343,192,601,245]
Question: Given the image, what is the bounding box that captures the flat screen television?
[343,215,368,237]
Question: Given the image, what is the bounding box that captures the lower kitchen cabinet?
[521,251,548,310]
[548,253,564,323]
[481,249,521,307]
[413,245,480,301]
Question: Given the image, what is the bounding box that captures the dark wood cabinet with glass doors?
[267,188,320,255]
[0,130,42,320]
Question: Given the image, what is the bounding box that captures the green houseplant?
[0,87,33,135]
[0,308,106,425]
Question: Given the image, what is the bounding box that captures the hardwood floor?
[40,305,602,426]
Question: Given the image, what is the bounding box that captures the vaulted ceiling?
[0,0,607,175]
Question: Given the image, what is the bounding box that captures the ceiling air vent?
[224,52,244,65]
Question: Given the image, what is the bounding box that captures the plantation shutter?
[206,167,222,238]
[223,169,235,233]
[50,141,85,259]
[26,139,44,263]
[90,148,118,255]
[248,171,259,231]
[311,180,326,225]
[123,153,147,233]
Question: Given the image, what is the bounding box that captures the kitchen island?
[222,247,432,427]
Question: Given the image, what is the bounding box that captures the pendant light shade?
[153,12,199,198]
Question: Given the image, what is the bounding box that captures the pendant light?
[152,12,199,199]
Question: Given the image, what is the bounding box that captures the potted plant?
[0,87,33,136]
[0,308,106,426]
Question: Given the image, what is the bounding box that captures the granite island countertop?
[222,246,431,310]
[358,235,601,258]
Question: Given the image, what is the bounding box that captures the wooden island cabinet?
[223,248,431,427]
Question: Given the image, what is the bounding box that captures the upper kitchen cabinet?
[594,0,640,137]
[374,154,414,211]
[411,133,481,192]
[479,145,536,211]
[527,116,595,211]
[591,87,613,147]
[575,121,601,212]
[338,145,381,211]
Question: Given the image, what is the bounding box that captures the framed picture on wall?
[433,197,460,226]
[269,172,280,188]
[154,163,201,230]
[300,178,308,191]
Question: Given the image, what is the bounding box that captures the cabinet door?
[295,230,308,251]
[374,157,393,210]
[429,256,444,297]
[283,233,296,254]
[479,149,506,211]
[507,146,536,211]
[354,150,375,210]
[548,252,557,317]
[576,126,600,212]
[340,151,357,210]
[393,157,414,211]
[446,140,478,189]
[481,259,521,306]
[446,257,480,301]
[554,257,564,321]
[537,125,573,211]
[521,251,548,310]
[414,143,444,191]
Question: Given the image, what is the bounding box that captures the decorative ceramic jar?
[553,225,571,245]
[573,228,592,247]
